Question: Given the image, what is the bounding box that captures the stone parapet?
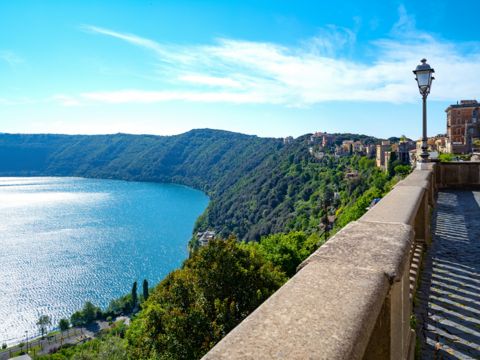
[436,161,480,188]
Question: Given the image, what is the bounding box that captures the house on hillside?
[197,230,216,247]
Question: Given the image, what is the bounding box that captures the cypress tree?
[143,279,149,301]
[131,281,138,309]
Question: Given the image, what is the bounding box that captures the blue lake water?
[0,177,209,345]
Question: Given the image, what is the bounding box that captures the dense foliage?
[0,130,391,242]
[126,238,287,359]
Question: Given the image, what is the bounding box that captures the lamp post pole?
[413,58,435,168]
[421,93,428,162]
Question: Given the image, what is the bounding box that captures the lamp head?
[413,58,435,96]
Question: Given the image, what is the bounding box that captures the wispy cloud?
[81,90,270,104]
[0,50,24,66]
[51,95,81,107]
[75,9,480,106]
[0,97,36,106]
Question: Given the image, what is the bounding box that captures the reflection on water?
[0,177,209,345]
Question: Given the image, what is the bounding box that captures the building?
[197,230,216,247]
[375,140,391,169]
[310,132,335,147]
[364,144,376,158]
[446,100,480,153]
[398,140,416,164]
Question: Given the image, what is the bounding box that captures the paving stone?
[414,190,480,360]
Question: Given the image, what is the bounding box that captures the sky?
[1,0,480,139]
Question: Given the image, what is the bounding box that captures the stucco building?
[446,100,480,153]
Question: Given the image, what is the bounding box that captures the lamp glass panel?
[416,71,430,87]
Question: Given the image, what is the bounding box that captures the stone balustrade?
[205,162,480,360]
[435,161,480,188]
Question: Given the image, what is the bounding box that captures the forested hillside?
[0,129,391,242]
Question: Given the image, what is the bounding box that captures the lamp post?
[413,58,435,168]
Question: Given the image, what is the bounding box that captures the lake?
[0,177,209,345]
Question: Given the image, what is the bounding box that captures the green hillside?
[0,129,386,242]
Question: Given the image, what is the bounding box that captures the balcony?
[203,162,480,359]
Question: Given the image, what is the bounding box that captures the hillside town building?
[375,140,391,169]
[446,100,480,153]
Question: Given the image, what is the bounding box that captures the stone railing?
[435,161,480,188]
[204,167,436,360]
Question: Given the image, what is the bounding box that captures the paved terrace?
[415,189,480,359]
[204,162,480,360]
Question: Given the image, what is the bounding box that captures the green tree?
[244,232,321,277]
[36,315,51,338]
[131,281,138,309]
[387,151,398,178]
[394,164,411,177]
[142,279,149,301]
[127,239,286,360]
[106,294,133,316]
[71,311,84,327]
[439,153,454,162]
[335,186,383,229]
[82,301,98,324]
[59,318,70,332]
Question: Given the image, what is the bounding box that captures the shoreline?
[0,176,208,349]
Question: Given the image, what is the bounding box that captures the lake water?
[0,177,209,345]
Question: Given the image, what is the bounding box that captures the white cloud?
[0,50,24,66]
[51,95,81,107]
[73,11,480,106]
[81,89,271,104]
[178,74,243,88]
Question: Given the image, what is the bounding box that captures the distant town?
[304,99,480,171]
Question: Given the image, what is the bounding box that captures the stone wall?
[436,162,480,188]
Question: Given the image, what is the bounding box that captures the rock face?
[415,190,480,359]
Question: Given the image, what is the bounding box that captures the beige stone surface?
[359,185,424,226]
[300,222,413,281]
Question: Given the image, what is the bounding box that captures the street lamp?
[413,58,435,168]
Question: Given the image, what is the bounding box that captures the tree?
[387,151,398,179]
[394,164,411,177]
[59,318,70,332]
[131,281,138,309]
[142,279,149,301]
[126,239,287,359]
[36,315,51,338]
[246,232,320,277]
[71,311,84,327]
[82,301,98,324]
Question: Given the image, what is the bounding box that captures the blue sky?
[1,0,480,139]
